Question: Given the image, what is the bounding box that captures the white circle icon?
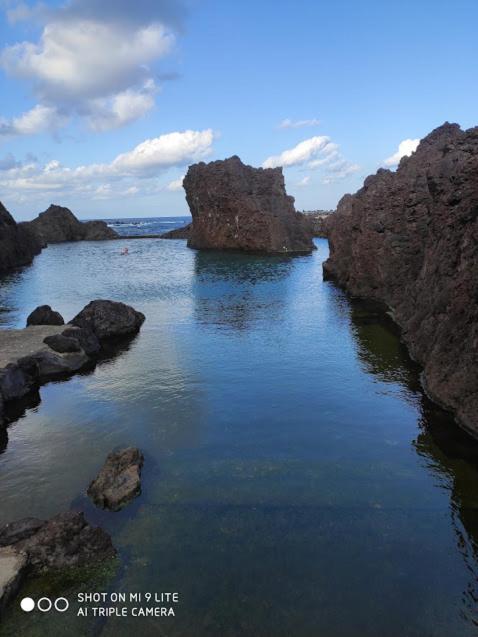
[54,597,69,612]
[37,597,53,612]
[20,597,35,612]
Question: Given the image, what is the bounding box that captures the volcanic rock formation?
[323,122,478,436]
[25,204,118,245]
[184,156,315,254]
[160,222,192,239]
[0,202,42,273]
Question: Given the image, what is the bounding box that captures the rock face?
[0,512,115,575]
[184,156,315,254]
[71,300,145,340]
[160,222,192,239]
[323,122,478,436]
[88,447,144,511]
[25,205,118,244]
[26,305,64,326]
[0,202,42,273]
[0,547,27,614]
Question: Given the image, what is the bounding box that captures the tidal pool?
[0,237,477,636]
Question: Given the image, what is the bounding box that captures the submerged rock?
[88,447,144,511]
[184,156,315,254]
[24,204,118,245]
[71,300,145,340]
[26,305,64,327]
[0,202,42,273]
[324,122,478,436]
[0,518,45,547]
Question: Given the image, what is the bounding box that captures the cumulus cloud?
[384,138,420,166]
[0,128,214,202]
[0,103,66,137]
[263,135,359,184]
[278,118,320,129]
[0,0,182,134]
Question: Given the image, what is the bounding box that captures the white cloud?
[263,136,332,168]
[0,103,65,136]
[296,175,310,187]
[166,175,185,191]
[278,118,320,129]
[0,128,214,202]
[384,138,420,167]
[0,1,180,134]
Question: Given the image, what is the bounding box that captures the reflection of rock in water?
[192,251,293,331]
[347,296,478,626]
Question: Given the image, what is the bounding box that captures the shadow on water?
[192,250,294,331]
[347,295,478,627]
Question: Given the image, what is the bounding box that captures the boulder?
[88,447,144,511]
[71,300,145,340]
[26,305,64,327]
[323,122,478,436]
[13,511,116,573]
[0,360,38,402]
[24,205,118,245]
[184,155,315,254]
[43,333,81,353]
[28,350,91,380]
[0,202,42,273]
[61,326,101,356]
[160,222,192,239]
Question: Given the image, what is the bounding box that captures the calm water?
[1,236,478,637]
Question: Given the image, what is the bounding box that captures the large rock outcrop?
[323,122,478,436]
[0,202,42,273]
[25,204,118,245]
[184,156,315,254]
[160,222,192,240]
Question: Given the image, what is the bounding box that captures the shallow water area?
[0,235,478,636]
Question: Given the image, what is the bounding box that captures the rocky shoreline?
[324,122,478,437]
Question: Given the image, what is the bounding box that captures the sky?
[0,0,477,221]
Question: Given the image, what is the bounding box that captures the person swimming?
[121,247,129,255]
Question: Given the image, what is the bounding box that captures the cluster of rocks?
[0,202,118,275]
[0,300,145,428]
[0,202,42,273]
[324,122,478,436]
[23,204,118,246]
[183,155,315,254]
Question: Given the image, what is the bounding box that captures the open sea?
[0,226,478,636]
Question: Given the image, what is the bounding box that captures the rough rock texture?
[323,122,478,436]
[0,518,44,546]
[43,333,81,353]
[1,512,115,574]
[184,156,315,254]
[88,447,144,511]
[0,202,42,273]
[61,326,100,356]
[25,205,118,244]
[71,300,145,340]
[160,222,192,239]
[302,211,335,237]
[26,305,64,326]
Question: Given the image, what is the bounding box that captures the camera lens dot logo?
[55,597,69,612]
[37,597,53,612]
[20,597,35,612]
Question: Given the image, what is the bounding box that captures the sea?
[104,216,191,237]
[0,224,477,636]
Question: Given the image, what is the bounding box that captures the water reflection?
[192,250,293,331]
[347,296,478,627]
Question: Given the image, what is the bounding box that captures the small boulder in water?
[43,333,81,353]
[26,305,64,327]
[71,300,145,340]
[61,326,101,356]
[88,447,144,511]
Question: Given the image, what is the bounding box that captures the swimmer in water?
[121,247,129,255]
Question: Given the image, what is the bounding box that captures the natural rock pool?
[0,237,477,636]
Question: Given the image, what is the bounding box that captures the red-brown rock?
[184,156,315,254]
[323,122,478,436]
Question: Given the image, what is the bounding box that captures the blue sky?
[0,0,477,220]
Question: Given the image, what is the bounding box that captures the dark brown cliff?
[184,156,315,254]
[25,205,118,245]
[323,122,478,435]
[0,202,42,273]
